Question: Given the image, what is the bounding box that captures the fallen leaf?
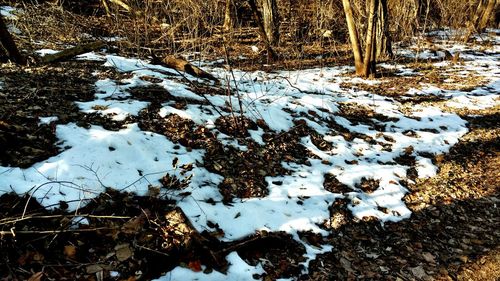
[64,245,77,258]
[379,266,389,273]
[404,146,414,155]
[422,252,435,263]
[188,260,202,272]
[18,251,44,266]
[115,243,133,262]
[435,154,445,163]
[122,210,150,234]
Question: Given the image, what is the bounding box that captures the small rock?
[422,252,436,263]
[115,243,133,262]
[411,266,428,279]
[340,257,354,272]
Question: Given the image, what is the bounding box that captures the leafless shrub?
[15,4,92,46]
[4,0,497,62]
[99,0,226,57]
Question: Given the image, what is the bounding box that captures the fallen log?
[157,55,219,83]
[40,41,105,64]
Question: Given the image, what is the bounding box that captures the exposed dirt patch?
[308,196,499,281]
[0,61,100,167]
[340,62,488,106]
[238,232,307,280]
[128,84,174,104]
[214,115,258,138]
[355,177,380,194]
[0,190,181,280]
[323,174,352,194]
[338,102,400,127]
[307,107,499,280]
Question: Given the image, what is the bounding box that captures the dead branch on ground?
[40,41,105,63]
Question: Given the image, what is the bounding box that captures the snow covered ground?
[0,29,499,280]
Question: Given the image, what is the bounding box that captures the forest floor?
[1,4,499,281]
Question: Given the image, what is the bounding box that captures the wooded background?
[0,0,499,75]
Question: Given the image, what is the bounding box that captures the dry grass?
[0,0,494,64]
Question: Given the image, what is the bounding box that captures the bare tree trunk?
[375,0,392,60]
[261,0,280,46]
[223,0,235,32]
[248,0,277,61]
[414,0,421,23]
[0,14,25,65]
[363,0,378,78]
[464,0,499,42]
[478,0,498,30]
[342,0,364,75]
[496,3,500,28]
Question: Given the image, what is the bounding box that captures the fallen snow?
[445,80,500,110]
[1,30,499,280]
[35,49,60,57]
[0,123,204,210]
[398,29,500,111]
[163,252,265,281]
[1,6,22,35]
[0,5,19,20]
[38,116,58,125]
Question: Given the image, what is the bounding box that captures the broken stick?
[40,41,105,64]
[158,55,219,83]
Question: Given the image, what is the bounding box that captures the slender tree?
[464,0,498,42]
[0,14,25,65]
[342,0,390,78]
[261,0,280,46]
[362,0,378,78]
[342,0,364,75]
[223,0,236,32]
[248,0,278,61]
[375,0,392,59]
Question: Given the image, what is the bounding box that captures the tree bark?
[478,0,498,31]
[375,0,392,60]
[223,0,235,32]
[414,0,421,23]
[362,0,378,78]
[0,14,26,65]
[102,0,131,14]
[41,41,105,64]
[342,0,364,76]
[261,0,280,46]
[247,0,278,61]
[160,55,219,82]
[464,0,499,42]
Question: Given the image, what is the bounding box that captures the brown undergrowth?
[0,3,498,280]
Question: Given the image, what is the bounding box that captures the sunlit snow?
[0,29,499,280]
